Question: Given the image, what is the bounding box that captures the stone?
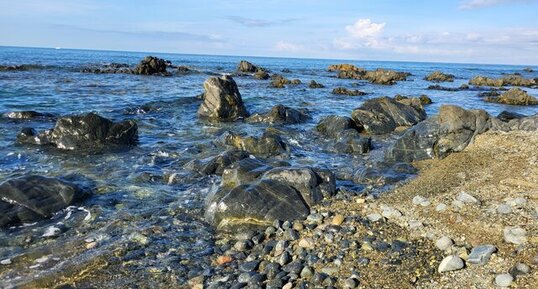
[435,236,453,251]
[381,206,402,219]
[497,111,526,122]
[247,104,310,124]
[486,88,538,105]
[0,259,12,265]
[366,213,383,222]
[328,64,363,72]
[270,74,291,88]
[509,263,531,277]
[253,70,270,80]
[309,80,325,88]
[438,255,464,273]
[503,226,527,245]
[332,87,366,96]
[237,60,264,73]
[333,129,372,154]
[299,238,315,249]
[2,111,55,120]
[467,245,497,265]
[134,56,169,75]
[343,278,359,288]
[222,131,287,156]
[436,203,448,212]
[0,175,89,227]
[331,214,345,226]
[497,204,512,214]
[184,150,249,176]
[198,75,249,121]
[338,68,409,85]
[221,158,272,188]
[412,195,430,207]
[424,71,455,82]
[351,97,426,135]
[316,115,359,139]
[495,274,513,287]
[456,192,480,204]
[470,75,535,87]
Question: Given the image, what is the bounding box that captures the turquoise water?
[0,46,537,286]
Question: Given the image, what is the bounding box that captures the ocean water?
[0,46,537,286]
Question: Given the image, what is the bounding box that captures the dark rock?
[354,162,417,186]
[80,63,132,74]
[386,105,491,162]
[198,75,249,121]
[253,70,270,80]
[328,64,364,72]
[247,105,310,125]
[237,61,264,73]
[184,150,249,176]
[497,111,526,122]
[134,56,169,76]
[222,131,287,157]
[0,175,89,227]
[351,97,426,134]
[485,88,538,105]
[523,67,534,72]
[309,80,325,89]
[16,127,50,145]
[0,64,45,71]
[221,158,273,188]
[333,130,371,154]
[331,87,366,96]
[424,71,454,82]
[316,116,359,138]
[270,74,291,88]
[427,84,469,91]
[364,69,410,85]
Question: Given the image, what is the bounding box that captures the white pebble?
[495,273,513,287]
[435,236,453,251]
[438,255,464,273]
[436,203,447,212]
[0,259,12,265]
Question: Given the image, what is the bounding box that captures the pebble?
[456,191,480,204]
[42,226,61,238]
[438,255,464,273]
[0,259,12,265]
[331,214,345,225]
[495,273,513,287]
[408,220,423,230]
[300,266,314,279]
[273,240,287,256]
[298,238,315,249]
[381,206,402,219]
[467,245,497,265]
[306,213,324,223]
[366,213,383,222]
[496,204,512,214]
[321,266,339,275]
[343,278,359,288]
[435,236,453,251]
[412,195,431,207]
[216,255,233,265]
[278,251,291,266]
[510,262,531,277]
[435,203,448,212]
[507,197,527,208]
[503,226,527,245]
[285,229,299,241]
[234,240,252,251]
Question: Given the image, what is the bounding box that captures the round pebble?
[435,236,453,251]
[495,273,513,287]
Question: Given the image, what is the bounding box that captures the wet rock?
[309,80,325,89]
[205,179,310,231]
[184,150,249,176]
[523,67,534,72]
[497,111,526,122]
[470,75,536,87]
[237,61,264,73]
[80,62,133,74]
[221,158,273,188]
[198,75,249,121]
[386,105,490,162]
[270,74,291,88]
[503,226,527,245]
[467,245,497,265]
[253,70,270,80]
[247,105,310,124]
[351,97,426,134]
[495,274,513,287]
[2,111,55,120]
[427,84,469,91]
[222,131,287,156]
[315,115,359,139]
[134,56,169,76]
[0,64,45,71]
[333,130,372,154]
[364,69,410,85]
[19,113,138,150]
[328,64,363,72]
[0,175,89,227]
[425,71,455,82]
[438,255,464,273]
[331,87,366,96]
[353,162,417,186]
[485,88,538,105]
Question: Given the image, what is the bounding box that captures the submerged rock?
[221,158,273,188]
[309,80,325,88]
[184,150,249,176]
[427,84,470,91]
[134,56,169,76]
[0,175,89,228]
[270,74,292,88]
[18,113,138,151]
[424,71,455,82]
[333,129,372,154]
[332,87,366,96]
[198,75,249,121]
[351,97,426,134]
[485,88,538,105]
[253,70,270,80]
[2,111,55,120]
[0,64,45,71]
[386,105,490,162]
[247,104,310,124]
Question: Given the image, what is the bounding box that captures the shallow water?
[0,46,537,287]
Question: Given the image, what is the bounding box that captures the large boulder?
[17,113,138,150]
[485,88,538,105]
[316,115,359,138]
[221,158,273,188]
[221,131,287,156]
[424,71,455,82]
[386,105,490,162]
[237,60,264,73]
[270,74,292,88]
[198,75,249,121]
[469,75,536,87]
[247,104,310,124]
[0,175,89,228]
[332,87,366,96]
[364,69,410,85]
[333,129,372,154]
[134,56,169,76]
[328,64,363,72]
[351,97,426,134]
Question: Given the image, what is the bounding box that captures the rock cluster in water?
[329,64,411,85]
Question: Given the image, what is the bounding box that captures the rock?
[497,111,526,122]
[386,105,491,162]
[2,111,55,120]
[222,131,287,156]
[298,238,315,249]
[436,203,448,212]
[237,60,264,73]
[438,255,464,273]
[364,69,410,85]
[412,195,430,207]
[435,236,453,251]
[366,213,383,222]
[262,167,336,205]
[419,95,433,104]
[331,214,345,225]
[503,226,527,245]
[253,70,270,80]
[80,63,133,74]
[216,255,233,265]
[467,245,497,265]
[523,67,534,72]
[343,278,359,288]
[205,179,310,230]
[425,71,455,82]
[270,74,291,88]
[221,158,273,188]
[496,204,512,214]
[290,79,301,85]
[134,56,169,75]
[470,75,535,87]
[331,87,366,96]
[456,192,480,204]
[427,84,469,91]
[247,104,310,124]
[198,75,249,121]
[510,263,531,277]
[0,175,89,227]
[328,64,363,72]
[184,150,249,176]
[353,162,417,186]
[486,88,538,105]
[333,129,371,154]
[381,206,402,219]
[309,80,325,88]
[315,115,359,139]
[495,274,513,287]
[351,97,426,134]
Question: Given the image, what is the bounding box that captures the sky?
[0,0,537,65]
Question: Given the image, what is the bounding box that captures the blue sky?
[0,0,537,64]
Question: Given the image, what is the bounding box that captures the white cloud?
[335,19,388,50]
[345,19,386,39]
[459,0,538,9]
[274,41,304,52]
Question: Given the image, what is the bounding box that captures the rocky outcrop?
[253,70,270,80]
[469,75,536,87]
[316,115,359,138]
[237,61,264,73]
[0,64,45,71]
[247,104,310,124]
[328,64,363,72]
[134,56,169,76]
[332,87,366,96]
[221,131,287,156]
[183,150,249,176]
[424,71,455,82]
[205,166,335,230]
[385,105,490,162]
[351,97,426,134]
[485,88,538,105]
[309,80,325,89]
[0,175,90,228]
[334,67,410,85]
[270,74,291,88]
[17,113,138,151]
[2,111,55,120]
[81,63,132,74]
[198,75,249,121]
